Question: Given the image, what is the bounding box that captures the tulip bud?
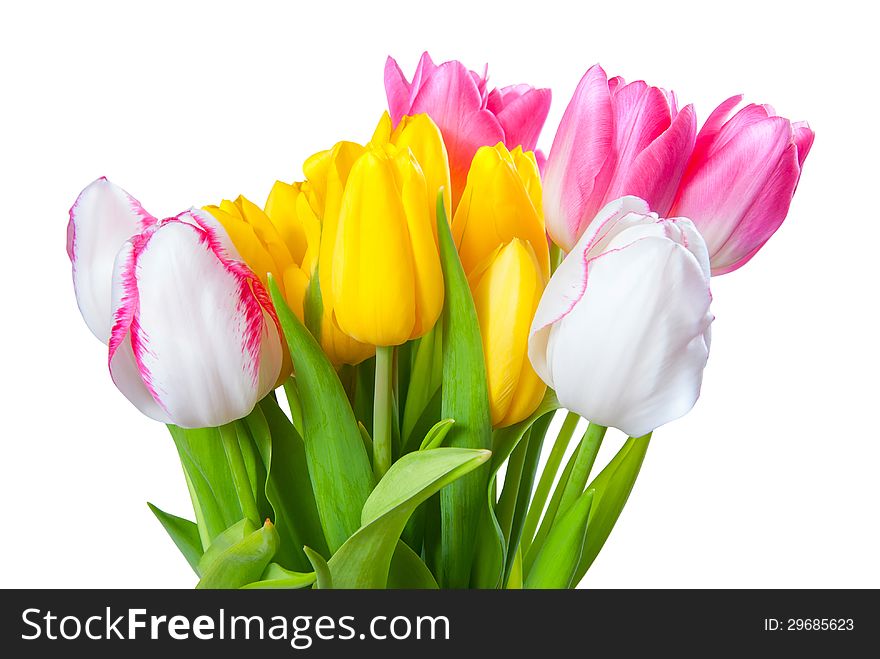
[529,197,713,437]
[470,239,547,427]
[108,209,283,428]
[331,145,444,346]
[544,64,696,252]
[452,143,549,280]
[669,96,815,275]
[385,52,551,210]
[67,178,156,342]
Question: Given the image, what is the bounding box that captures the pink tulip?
[669,96,814,275]
[543,64,697,252]
[385,51,551,209]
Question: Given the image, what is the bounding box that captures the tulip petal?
[408,60,505,208]
[671,116,795,273]
[528,196,650,383]
[543,65,614,251]
[110,221,281,428]
[332,150,417,346]
[792,121,815,172]
[546,236,712,437]
[492,86,552,152]
[615,104,697,215]
[710,141,800,274]
[68,177,156,342]
[385,56,413,125]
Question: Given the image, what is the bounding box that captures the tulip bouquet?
[66,53,812,589]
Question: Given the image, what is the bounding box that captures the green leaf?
[436,192,493,588]
[268,275,375,552]
[525,490,594,589]
[327,447,491,589]
[241,563,316,590]
[167,425,241,541]
[572,434,651,585]
[304,546,333,590]
[196,521,279,589]
[402,387,442,454]
[387,541,439,589]
[419,418,455,451]
[471,392,560,589]
[251,396,328,569]
[357,422,374,465]
[147,503,202,575]
[197,518,256,576]
[401,326,441,446]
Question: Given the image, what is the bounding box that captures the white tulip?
[106,209,283,428]
[528,196,713,437]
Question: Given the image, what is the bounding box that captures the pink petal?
[384,56,413,124]
[792,121,815,171]
[685,94,743,179]
[409,59,504,205]
[601,81,674,202]
[494,86,552,152]
[671,116,795,273]
[710,140,800,274]
[615,104,697,215]
[543,64,614,251]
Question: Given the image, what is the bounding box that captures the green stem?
[219,422,260,526]
[496,430,530,540]
[557,423,607,518]
[520,411,580,552]
[549,242,566,273]
[373,345,394,480]
[524,444,579,573]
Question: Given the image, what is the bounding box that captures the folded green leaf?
[572,434,651,585]
[525,490,593,589]
[419,418,455,451]
[472,393,559,588]
[241,563,316,590]
[197,518,256,576]
[387,542,439,589]
[304,546,333,590]
[328,447,491,589]
[147,503,202,575]
[249,397,327,569]
[436,193,493,589]
[196,521,279,589]
[268,275,375,553]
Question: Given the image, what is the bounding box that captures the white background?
[1,0,877,588]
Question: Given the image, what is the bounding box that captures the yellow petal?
[452,143,550,281]
[332,149,416,346]
[370,111,393,146]
[395,147,444,338]
[471,239,545,426]
[510,146,544,222]
[318,141,366,313]
[203,204,283,298]
[234,195,295,276]
[391,113,451,233]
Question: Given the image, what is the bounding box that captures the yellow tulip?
[451,143,550,280]
[372,112,451,229]
[469,239,547,427]
[331,145,444,346]
[263,167,375,368]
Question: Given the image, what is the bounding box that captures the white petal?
[529,196,652,383]
[126,221,279,428]
[546,236,713,437]
[68,178,155,342]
